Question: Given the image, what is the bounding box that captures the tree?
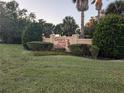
[85,17,97,38]
[0,1,36,44]
[38,19,46,26]
[106,0,124,15]
[54,23,64,35]
[22,22,43,49]
[6,0,19,20]
[62,16,79,36]
[0,1,21,43]
[53,16,79,36]
[42,23,55,38]
[72,0,89,38]
[93,15,124,58]
[94,0,103,22]
[38,19,55,38]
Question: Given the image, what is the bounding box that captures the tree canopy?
[106,0,124,15]
[0,0,33,43]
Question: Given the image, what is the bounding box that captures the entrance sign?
[43,34,92,51]
[54,37,66,48]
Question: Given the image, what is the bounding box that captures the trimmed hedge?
[27,41,53,51]
[69,44,91,56]
[93,15,124,58]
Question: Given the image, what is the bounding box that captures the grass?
[32,51,68,56]
[0,44,124,93]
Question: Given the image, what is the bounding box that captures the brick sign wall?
[54,37,66,49]
[43,34,92,51]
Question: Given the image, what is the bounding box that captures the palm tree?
[92,0,124,21]
[62,16,79,36]
[38,19,46,25]
[43,23,55,37]
[91,0,103,22]
[54,23,64,35]
[73,0,89,38]
[96,0,102,22]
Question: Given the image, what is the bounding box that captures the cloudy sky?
[2,0,115,25]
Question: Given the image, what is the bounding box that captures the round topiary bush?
[22,22,43,49]
[93,15,124,58]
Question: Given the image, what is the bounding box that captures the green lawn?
[0,44,124,93]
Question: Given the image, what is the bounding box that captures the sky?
[2,0,115,25]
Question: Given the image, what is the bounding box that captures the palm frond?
[72,0,76,3]
[91,0,96,4]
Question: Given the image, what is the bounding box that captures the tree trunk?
[80,11,85,38]
[98,9,100,23]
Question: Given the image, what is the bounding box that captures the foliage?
[22,23,43,49]
[69,44,91,56]
[27,41,53,51]
[38,19,55,38]
[0,1,19,43]
[62,16,79,36]
[84,26,95,38]
[53,16,79,36]
[0,1,79,43]
[43,23,55,38]
[29,12,36,22]
[93,14,124,58]
[73,0,89,11]
[90,45,99,59]
[106,0,124,15]
[85,17,97,38]
[54,23,64,35]
[0,18,21,44]
[0,1,35,44]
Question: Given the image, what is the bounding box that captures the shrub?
[27,41,53,51]
[93,15,124,58]
[69,44,91,56]
[53,48,66,52]
[22,22,43,49]
[90,45,100,59]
